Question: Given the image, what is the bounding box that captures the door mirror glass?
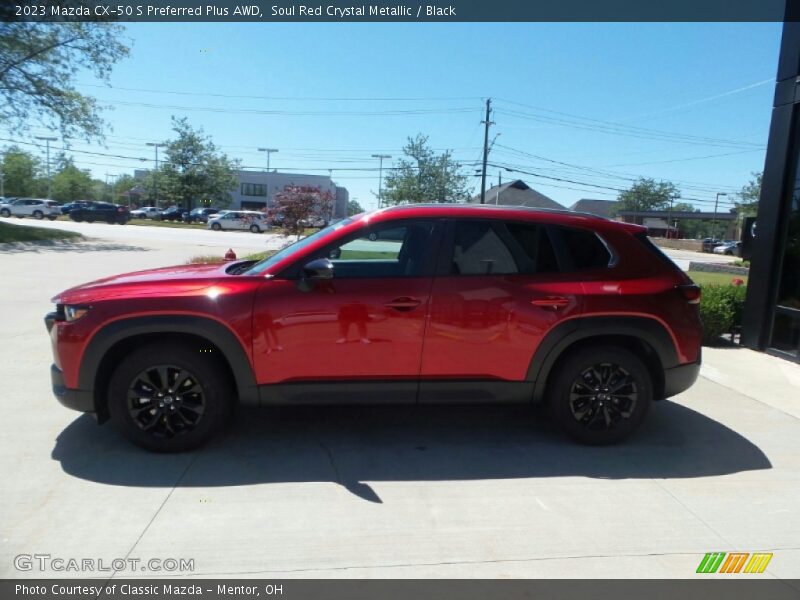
[302,257,334,280]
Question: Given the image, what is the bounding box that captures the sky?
[4,22,783,212]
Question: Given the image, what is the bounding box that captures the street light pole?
[712,192,727,240]
[146,143,162,207]
[35,136,57,199]
[371,154,391,208]
[257,148,278,172]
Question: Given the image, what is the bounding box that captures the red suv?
[46,204,702,451]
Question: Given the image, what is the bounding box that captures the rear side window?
[558,227,612,270]
[451,220,559,275]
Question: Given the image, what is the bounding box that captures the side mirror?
[302,257,334,280]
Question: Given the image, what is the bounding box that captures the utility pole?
[35,136,57,199]
[146,142,163,207]
[480,98,493,204]
[258,148,278,172]
[372,154,391,208]
[712,192,727,240]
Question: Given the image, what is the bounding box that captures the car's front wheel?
[548,345,652,445]
[107,342,234,452]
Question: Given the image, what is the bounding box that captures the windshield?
[242,217,355,276]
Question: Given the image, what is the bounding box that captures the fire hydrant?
[224,248,237,261]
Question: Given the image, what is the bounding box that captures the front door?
[253,219,442,403]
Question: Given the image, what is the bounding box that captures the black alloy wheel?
[126,364,206,439]
[549,345,652,445]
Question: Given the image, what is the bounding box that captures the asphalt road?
[1,222,798,580]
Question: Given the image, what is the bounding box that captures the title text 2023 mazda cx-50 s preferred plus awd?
[46,204,703,452]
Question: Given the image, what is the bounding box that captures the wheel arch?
[80,316,258,422]
[527,316,679,403]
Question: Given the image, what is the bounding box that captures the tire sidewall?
[107,343,233,452]
[549,345,652,445]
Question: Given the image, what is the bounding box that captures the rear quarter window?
[556,227,613,270]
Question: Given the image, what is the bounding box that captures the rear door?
[419,218,584,399]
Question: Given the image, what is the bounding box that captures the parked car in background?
[68,202,130,224]
[0,198,23,217]
[158,206,185,222]
[46,204,703,451]
[130,206,162,219]
[702,238,724,253]
[207,210,270,233]
[5,198,61,220]
[184,207,220,223]
[60,201,92,215]
[713,241,742,256]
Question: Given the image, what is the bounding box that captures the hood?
[52,261,242,304]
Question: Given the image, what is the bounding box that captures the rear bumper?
[662,360,701,399]
[51,364,94,414]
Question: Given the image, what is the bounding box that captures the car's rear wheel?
[211,222,222,231]
[548,345,651,445]
[48,215,58,221]
[107,342,233,452]
[249,224,261,233]
[33,210,44,220]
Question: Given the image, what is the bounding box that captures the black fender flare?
[526,316,679,402]
[79,315,258,406]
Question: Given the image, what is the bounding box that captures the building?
[569,198,618,219]
[469,180,564,209]
[741,19,800,361]
[133,168,349,219]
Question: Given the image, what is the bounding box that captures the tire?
[0,209,10,217]
[107,342,234,452]
[368,232,378,241]
[250,224,261,233]
[33,210,44,220]
[107,217,116,224]
[48,215,58,221]
[548,345,652,445]
[211,222,222,231]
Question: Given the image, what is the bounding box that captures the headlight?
[63,305,91,322]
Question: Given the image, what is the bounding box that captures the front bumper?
[51,364,94,414]
[663,361,701,399]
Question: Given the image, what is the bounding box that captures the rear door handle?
[531,296,570,309]
[385,297,422,311]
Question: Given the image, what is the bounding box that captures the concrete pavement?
[0,227,797,580]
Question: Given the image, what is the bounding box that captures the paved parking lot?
[1,224,799,580]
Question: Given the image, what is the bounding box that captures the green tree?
[158,117,238,211]
[736,171,761,216]
[1,146,41,197]
[51,161,94,201]
[382,134,472,205]
[0,23,130,140]
[615,178,681,213]
[347,199,364,216]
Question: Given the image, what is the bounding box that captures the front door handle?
[385,297,422,312]
[531,296,570,309]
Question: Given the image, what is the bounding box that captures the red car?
[46,204,702,451]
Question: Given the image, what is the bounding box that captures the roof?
[569,198,618,218]
[468,180,563,210]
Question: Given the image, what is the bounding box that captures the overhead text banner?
[1,0,794,23]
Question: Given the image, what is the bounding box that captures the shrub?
[698,284,747,344]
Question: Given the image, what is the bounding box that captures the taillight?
[677,284,701,305]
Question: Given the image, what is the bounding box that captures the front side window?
[324,220,437,278]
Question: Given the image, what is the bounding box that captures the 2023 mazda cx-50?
[46,204,703,451]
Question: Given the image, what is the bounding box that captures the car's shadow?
[52,402,771,503]
[0,240,149,254]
